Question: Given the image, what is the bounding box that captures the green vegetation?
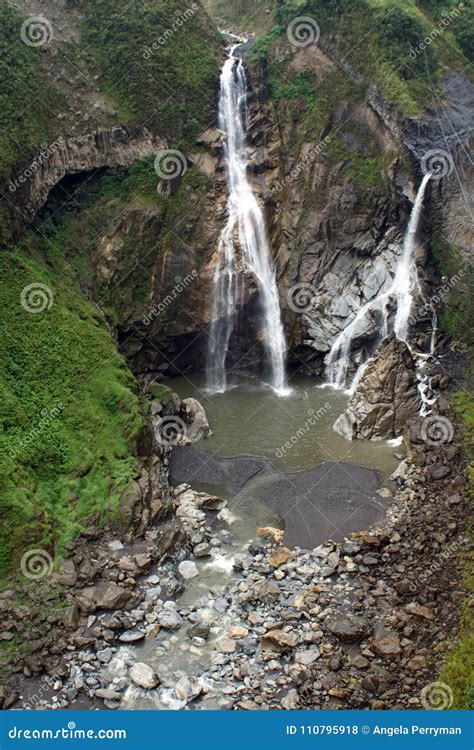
[80,0,220,148]
[439,390,473,709]
[0,247,145,576]
[251,0,470,115]
[430,234,473,347]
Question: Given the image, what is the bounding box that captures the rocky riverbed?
[0,395,469,712]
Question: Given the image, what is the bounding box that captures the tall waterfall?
[326,173,432,391]
[206,43,288,396]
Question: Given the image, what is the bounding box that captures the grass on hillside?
[80,0,221,149]
[250,0,471,116]
[0,249,145,576]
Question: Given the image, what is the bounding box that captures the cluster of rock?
[334,337,422,440]
[0,398,469,711]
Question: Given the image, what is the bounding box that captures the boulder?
[97,584,133,610]
[371,629,401,658]
[329,616,371,643]
[177,560,199,579]
[129,663,159,689]
[334,337,422,440]
[268,547,292,568]
[261,630,297,652]
[179,398,210,443]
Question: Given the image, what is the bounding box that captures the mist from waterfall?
[206,43,288,396]
[326,173,432,391]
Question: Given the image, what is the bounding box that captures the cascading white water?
[207,43,288,396]
[326,173,432,392]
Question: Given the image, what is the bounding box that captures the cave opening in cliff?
[37,167,109,223]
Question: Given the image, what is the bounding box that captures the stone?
[178,561,199,579]
[329,617,370,643]
[97,584,133,610]
[268,547,292,568]
[96,688,122,701]
[179,398,210,442]
[257,527,285,544]
[187,622,210,639]
[294,648,320,666]
[75,586,98,613]
[405,602,435,620]
[63,605,81,630]
[56,559,77,586]
[426,463,450,480]
[228,626,248,640]
[334,337,421,440]
[261,630,297,652]
[193,543,211,558]
[129,663,159,689]
[215,636,236,654]
[372,630,401,658]
[119,631,145,643]
[157,609,183,630]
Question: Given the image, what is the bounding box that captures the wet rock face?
[333,337,421,441]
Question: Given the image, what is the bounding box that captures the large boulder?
[334,336,421,441]
[179,398,210,443]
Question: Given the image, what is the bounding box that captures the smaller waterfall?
[326,173,432,391]
[207,43,288,396]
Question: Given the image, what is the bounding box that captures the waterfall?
[206,43,288,396]
[326,173,432,391]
